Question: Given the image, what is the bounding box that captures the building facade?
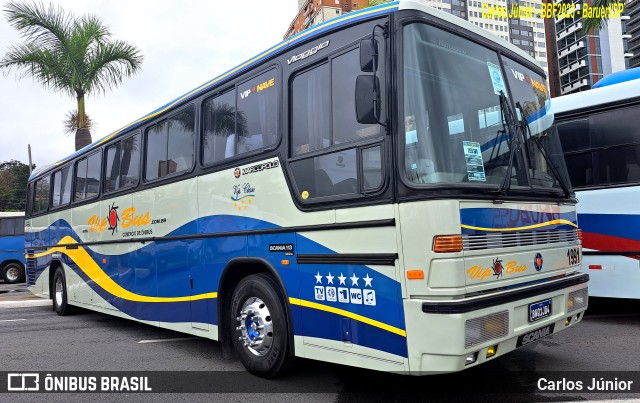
[552,0,631,95]
[284,0,368,39]
[625,0,640,68]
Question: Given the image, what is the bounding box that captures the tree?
[582,0,625,33]
[0,160,33,211]
[0,1,143,151]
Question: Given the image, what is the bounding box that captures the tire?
[230,273,292,378]
[52,268,73,316]
[2,262,25,284]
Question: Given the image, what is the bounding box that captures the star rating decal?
[326,273,334,284]
[312,271,377,307]
[350,274,360,286]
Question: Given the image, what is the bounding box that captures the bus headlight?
[567,288,588,313]
[464,311,509,348]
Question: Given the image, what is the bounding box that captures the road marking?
[0,300,51,308]
[0,319,26,322]
[138,337,198,344]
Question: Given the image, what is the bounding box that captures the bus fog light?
[567,288,588,313]
[565,317,571,326]
[464,311,509,348]
[486,345,498,358]
[465,352,478,365]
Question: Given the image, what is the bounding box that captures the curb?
[0,299,51,308]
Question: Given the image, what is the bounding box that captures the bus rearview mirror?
[359,39,376,72]
[355,75,379,124]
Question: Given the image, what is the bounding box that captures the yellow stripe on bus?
[34,236,217,303]
[461,219,578,232]
[289,297,407,337]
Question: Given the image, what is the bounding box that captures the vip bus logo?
[240,78,275,99]
[107,203,119,235]
[492,257,504,278]
[287,41,330,65]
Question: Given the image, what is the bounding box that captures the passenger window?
[201,69,278,165]
[75,151,101,200]
[289,46,384,201]
[105,133,140,193]
[291,63,330,155]
[51,165,72,208]
[34,175,50,212]
[236,70,278,154]
[202,90,236,164]
[145,107,195,180]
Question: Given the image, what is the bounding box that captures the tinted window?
[564,152,594,189]
[332,49,380,143]
[52,165,72,208]
[291,149,358,198]
[34,175,50,213]
[105,133,140,193]
[145,107,194,180]
[75,158,87,200]
[236,70,278,154]
[202,90,236,164]
[289,46,384,201]
[75,151,101,200]
[589,105,640,148]
[558,119,590,153]
[595,145,640,185]
[1,217,25,236]
[291,63,331,155]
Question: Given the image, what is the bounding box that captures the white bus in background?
[554,76,640,299]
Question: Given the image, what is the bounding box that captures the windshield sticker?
[487,62,507,96]
[463,141,486,182]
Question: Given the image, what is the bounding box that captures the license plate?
[516,323,555,348]
[528,298,552,323]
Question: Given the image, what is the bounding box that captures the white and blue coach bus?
[554,71,640,299]
[25,1,588,377]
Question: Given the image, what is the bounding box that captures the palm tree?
[0,1,143,151]
[582,0,625,33]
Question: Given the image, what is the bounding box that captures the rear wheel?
[230,273,292,378]
[52,268,73,316]
[2,262,24,284]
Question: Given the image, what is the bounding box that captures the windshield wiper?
[496,91,521,195]
[515,102,571,199]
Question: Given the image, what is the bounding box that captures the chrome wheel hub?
[236,297,273,356]
[6,266,19,282]
[55,276,63,307]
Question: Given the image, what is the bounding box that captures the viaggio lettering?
[287,41,330,64]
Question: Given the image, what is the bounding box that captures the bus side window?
[203,90,237,164]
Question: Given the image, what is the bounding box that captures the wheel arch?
[217,257,295,358]
[48,259,64,300]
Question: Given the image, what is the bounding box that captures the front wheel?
[230,273,292,378]
[52,268,73,316]
[2,262,25,284]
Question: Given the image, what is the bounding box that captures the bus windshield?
[402,23,570,195]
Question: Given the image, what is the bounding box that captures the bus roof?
[30,0,540,181]
[552,77,640,116]
[592,66,640,89]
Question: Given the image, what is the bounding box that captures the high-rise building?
[284,0,551,77]
[625,0,640,68]
[284,0,368,39]
[553,0,630,95]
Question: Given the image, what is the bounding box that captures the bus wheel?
[230,273,291,378]
[52,268,73,316]
[2,263,24,284]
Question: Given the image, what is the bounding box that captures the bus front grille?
[462,229,579,251]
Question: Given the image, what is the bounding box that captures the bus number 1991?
[567,248,581,265]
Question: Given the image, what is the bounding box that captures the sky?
[0,0,298,169]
